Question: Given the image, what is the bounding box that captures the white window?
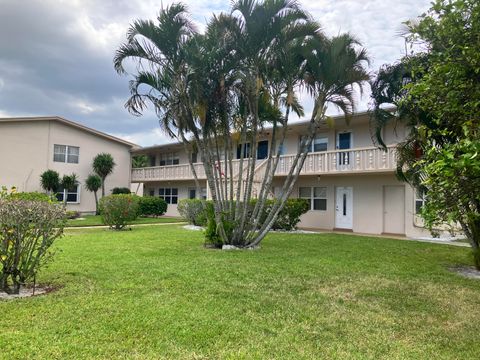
[299,136,328,153]
[299,186,327,211]
[159,188,178,204]
[56,185,80,203]
[159,152,179,166]
[415,188,427,214]
[53,145,79,164]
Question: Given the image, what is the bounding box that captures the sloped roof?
[0,116,139,149]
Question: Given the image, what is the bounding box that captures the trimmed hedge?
[112,187,131,195]
[178,198,309,232]
[138,197,167,217]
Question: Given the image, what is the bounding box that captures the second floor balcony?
[131,145,397,182]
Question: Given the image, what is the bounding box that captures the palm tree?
[60,173,78,205]
[85,174,102,214]
[40,170,60,195]
[92,153,116,197]
[114,1,370,247]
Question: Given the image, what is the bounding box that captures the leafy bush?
[99,194,140,230]
[8,191,55,202]
[138,197,167,217]
[66,211,81,219]
[0,199,66,294]
[178,199,207,226]
[271,198,309,231]
[112,187,131,195]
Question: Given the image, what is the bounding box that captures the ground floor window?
[299,186,327,211]
[415,188,427,214]
[188,187,207,200]
[159,188,178,204]
[56,185,80,203]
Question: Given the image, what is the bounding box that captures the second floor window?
[160,152,179,166]
[54,145,79,164]
[299,136,328,153]
[159,188,178,204]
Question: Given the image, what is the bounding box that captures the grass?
[66,215,184,227]
[1,225,479,359]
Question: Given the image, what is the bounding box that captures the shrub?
[8,191,55,202]
[178,199,207,226]
[0,199,66,294]
[99,194,140,230]
[66,210,81,219]
[112,187,131,195]
[271,198,309,231]
[138,197,167,217]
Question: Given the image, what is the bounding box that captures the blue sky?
[0,0,431,146]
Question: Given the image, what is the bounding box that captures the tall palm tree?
[92,153,116,197]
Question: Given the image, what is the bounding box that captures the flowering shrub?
[99,194,140,230]
[0,197,66,294]
[138,197,167,217]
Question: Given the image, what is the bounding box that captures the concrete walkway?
[65,221,187,230]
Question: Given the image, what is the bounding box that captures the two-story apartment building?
[131,111,428,238]
[0,116,137,213]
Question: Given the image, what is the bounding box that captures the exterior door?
[383,186,405,234]
[335,187,353,229]
[337,132,352,168]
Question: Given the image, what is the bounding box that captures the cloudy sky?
[0,0,431,146]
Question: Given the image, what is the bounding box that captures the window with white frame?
[159,188,178,204]
[299,186,327,211]
[53,145,79,164]
[415,188,427,214]
[299,136,328,153]
[56,185,80,203]
[159,152,179,166]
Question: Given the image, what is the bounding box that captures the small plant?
[138,197,167,217]
[66,210,81,219]
[40,170,60,194]
[0,198,66,294]
[177,199,207,226]
[112,187,131,195]
[271,199,309,231]
[8,191,54,202]
[99,194,140,230]
[85,174,102,215]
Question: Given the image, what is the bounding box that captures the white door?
[335,187,353,229]
[383,186,405,234]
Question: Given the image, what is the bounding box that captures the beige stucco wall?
[0,120,133,213]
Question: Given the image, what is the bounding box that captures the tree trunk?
[94,191,99,215]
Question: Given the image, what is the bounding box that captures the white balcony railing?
[131,146,397,182]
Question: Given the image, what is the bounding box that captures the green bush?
[138,197,167,217]
[66,210,81,219]
[99,194,140,230]
[249,198,309,231]
[112,187,131,195]
[7,191,55,202]
[177,199,207,226]
[0,199,66,294]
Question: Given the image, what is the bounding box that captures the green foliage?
[112,187,131,195]
[271,199,310,231]
[371,0,480,266]
[66,211,81,219]
[93,153,116,197]
[7,191,55,202]
[138,197,168,217]
[99,194,140,230]
[132,155,148,168]
[40,170,60,193]
[0,199,66,294]
[177,199,207,226]
[85,174,101,192]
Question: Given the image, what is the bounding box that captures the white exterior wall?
[0,119,133,213]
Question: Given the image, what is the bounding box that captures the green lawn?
[66,215,184,227]
[1,226,479,359]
